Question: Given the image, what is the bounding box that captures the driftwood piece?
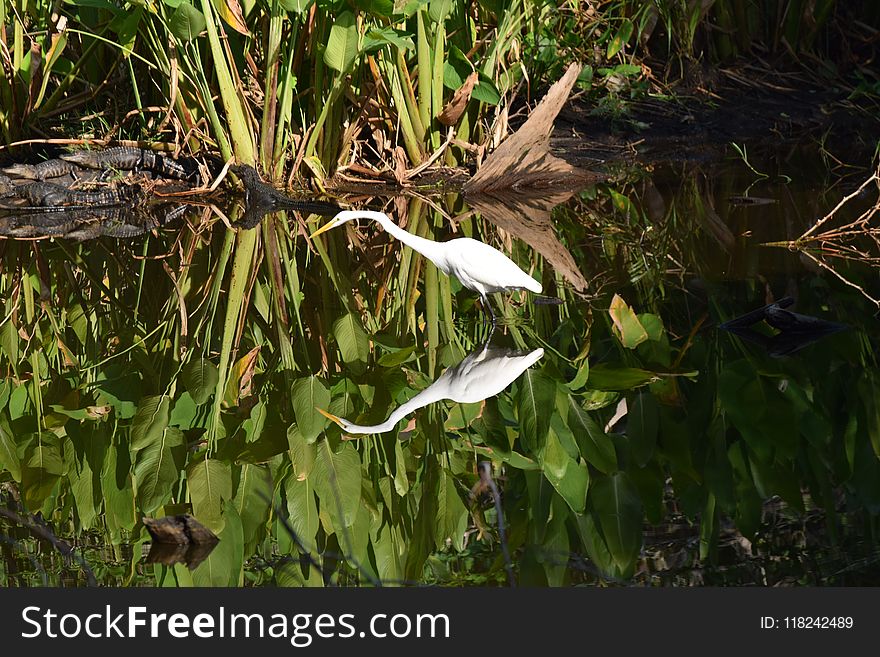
[463,63,593,193]
[466,189,590,292]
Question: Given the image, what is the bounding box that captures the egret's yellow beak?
[316,407,344,427]
[309,220,339,239]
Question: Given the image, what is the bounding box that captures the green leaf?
[609,294,648,348]
[133,427,183,513]
[587,364,657,391]
[187,457,232,532]
[332,312,370,369]
[312,440,362,529]
[377,344,417,367]
[628,393,658,466]
[285,473,320,548]
[591,472,642,575]
[183,358,219,404]
[0,414,21,480]
[606,18,633,59]
[324,11,359,73]
[364,27,415,53]
[428,0,451,22]
[21,435,63,510]
[516,368,554,452]
[169,2,206,42]
[279,0,313,13]
[352,0,394,16]
[130,395,171,452]
[436,469,467,551]
[291,377,331,443]
[192,502,243,586]
[540,430,589,513]
[566,395,617,474]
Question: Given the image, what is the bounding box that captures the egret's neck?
[372,213,451,273]
[340,381,449,435]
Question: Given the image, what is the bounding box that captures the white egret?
[310,210,543,324]
[317,344,544,435]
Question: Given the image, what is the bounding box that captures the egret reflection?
[318,342,544,435]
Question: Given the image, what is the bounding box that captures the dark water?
[1,142,878,586]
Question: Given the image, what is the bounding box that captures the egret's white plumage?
[310,210,542,322]
[318,344,544,435]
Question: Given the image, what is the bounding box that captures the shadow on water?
[1,142,879,586]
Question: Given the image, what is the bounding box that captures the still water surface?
[1,143,878,586]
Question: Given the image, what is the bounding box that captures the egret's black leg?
[481,294,497,329]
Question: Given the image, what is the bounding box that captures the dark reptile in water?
[2,159,82,180]
[61,146,196,180]
[231,164,341,214]
[0,181,142,207]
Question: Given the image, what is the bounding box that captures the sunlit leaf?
[212,0,249,36]
[606,18,633,58]
[587,364,657,391]
[133,427,183,513]
[291,377,330,443]
[285,473,319,548]
[609,294,648,348]
[169,2,206,42]
[323,11,359,73]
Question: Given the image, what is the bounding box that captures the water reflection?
[719,296,849,356]
[320,340,544,435]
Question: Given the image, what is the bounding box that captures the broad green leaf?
[566,395,617,474]
[436,469,467,551]
[587,364,657,391]
[183,358,219,404]
[279,0,313,13]
[609,294,648,348]
[0,414,21,480]
[312,440,361,529]
[377,344,417,367]
[323,11,359,73]
[169,2,206,42]
[232,463,272,554]
[291,377,330,443]
[428,0,451,22]
[130,395,171,452]
[332,312,370,368]
[352,0,394,16]
[187,457,232,532]
[109,6,142,55]
[21,435,63,510]
[285,474,319,548]
[574,511,615,576]
[193,502,243,586]
[133,427,183,513]
[364,26,415,53]
[628,393,658,466]
[540,430,589,513]
[591,472,642,575]
[516,368,554,451]
[287,423,317,478]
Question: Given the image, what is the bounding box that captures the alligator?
[2,159,83,180]
[231,164,341,215]
[0,181,142,207]
[0,173,12,195]
[61,146,196,180]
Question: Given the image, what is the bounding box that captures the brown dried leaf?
[214,0,250,36]
[438,71,478,126]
